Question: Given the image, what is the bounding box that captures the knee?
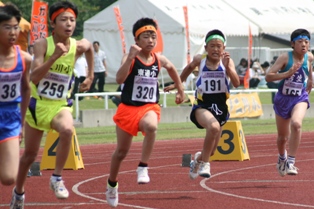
[1,177,16,186]
[143,123,157,134]
[59,127,73,139]
[114,149,128,161]
[21,150,38,165]
[290,121,302,132]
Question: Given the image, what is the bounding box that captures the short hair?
[93,41,100,46]
[205,29,226,44]
[49,1,78,23]
[290,28,311,42]
[132,17,157,38]
[0,3,21,24]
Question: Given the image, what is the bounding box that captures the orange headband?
[135,25,157,38]
[51,8,76,22]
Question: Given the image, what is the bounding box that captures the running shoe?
[10,188,24,209]
[189,151,201,180]
[276,153,287,177]
[198,162,211,178]
[137,166,150,184]
[106,182,118,207]
[50,179,69,199]
[286,162,298,175]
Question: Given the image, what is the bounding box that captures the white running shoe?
[198,162,211,178]
[286,162,298,175]
[10,188,24,209]
[137,166,150,184]
[276,154,287,177]
[189,152,201,180]
[106,183,118,207]
[50,179,69,199]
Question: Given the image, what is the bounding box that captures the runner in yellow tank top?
[10,1,94,208]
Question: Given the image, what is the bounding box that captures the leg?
[275,114,290,156]
[97,72,105,93]
[288,102,307,157]
[108,126,133,182]
[15,123,43,193]
[50,109,74,175]
[194,108,221,162]
[0,139,20,185]
[138,111,158,163]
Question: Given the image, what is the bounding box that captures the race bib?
[282,80,303,96]
[131,76,158,102]
[0,71,22,102]
[37,71,70,100]
[201,71,225,94]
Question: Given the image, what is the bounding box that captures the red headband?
[51,8,76,22]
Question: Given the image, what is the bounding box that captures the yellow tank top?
[30,36,76,101]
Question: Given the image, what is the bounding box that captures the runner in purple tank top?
[266,28,313,177]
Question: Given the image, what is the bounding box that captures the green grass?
[40,84,312,147]
[30,118,313,148]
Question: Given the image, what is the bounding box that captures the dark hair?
[261,61,270,68]
[0,3,21,24]
[93,41,100,46]
[290,28,311,42]
[205,29,225,44]
[132,17,157,38]
[49,1,78,23]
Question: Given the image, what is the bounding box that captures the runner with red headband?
[105,17,185,207]
[10,1,94,208]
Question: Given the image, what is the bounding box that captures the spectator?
[236,58,248,85]
[71,54,88,101]
[249,61,261,88]
[87,41,107,100]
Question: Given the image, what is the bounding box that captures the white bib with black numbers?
[131,75,158,102]
[37,71,70,100]
[200,71,225,94]
[282,80,303,96]
[0,71,22,102]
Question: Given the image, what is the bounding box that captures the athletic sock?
[108,179,118,187]
[138,162,148,167]
[287,156,295,165]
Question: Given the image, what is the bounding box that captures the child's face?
[292,38,310,55]
[204,39,225,61]
[52,12,76,37]
[0,17,20,46]
[135,31,157,52]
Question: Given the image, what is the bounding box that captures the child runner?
[105,17,185,207]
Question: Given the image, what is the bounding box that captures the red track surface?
[1,132,314,209]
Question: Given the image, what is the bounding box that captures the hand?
[289,62,301,76]
[163,84,176,92]
[306,79,312,94]
[221,52,230,68]
[53,43,68,58]
[19,128,23,144]
[175,90,185,104]
[79,77,93,92]
[128,44,141,60]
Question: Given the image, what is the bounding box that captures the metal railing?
[74,88,279,122]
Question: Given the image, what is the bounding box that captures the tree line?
[4,0,117,39]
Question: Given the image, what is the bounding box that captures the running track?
[1,132,314,209]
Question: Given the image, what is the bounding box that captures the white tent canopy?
[83,0,259,83]
[223,0,314,35]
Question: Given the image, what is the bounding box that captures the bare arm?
[222,52,240,88]
[306,51,313,93]
[265,53,300,82]
[158,54,185,104]
[20,51,32,141]
[116,44,141,84]
[30,38,68,84]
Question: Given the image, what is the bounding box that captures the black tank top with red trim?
[121,53,160,106]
